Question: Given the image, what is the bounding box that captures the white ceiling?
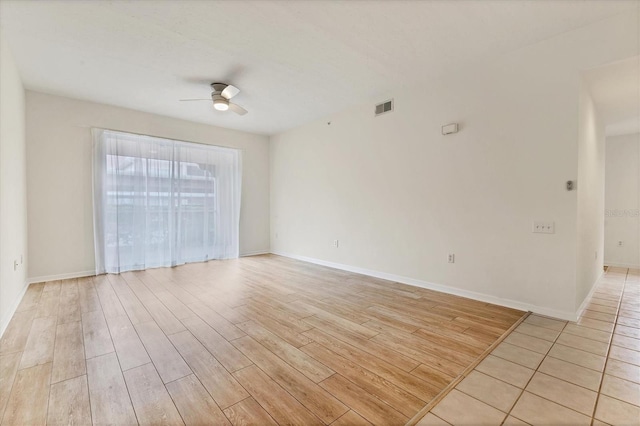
[585,56,640,137]
[0,0,636,135]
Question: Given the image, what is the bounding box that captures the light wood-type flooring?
[0,254,524,425]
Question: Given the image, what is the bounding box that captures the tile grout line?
[135,271,251,426]
[589,270,628,426]
[500,315,570,425]
[0,302,42,423]
[231,333,348,424]
[148,271,289,426]
[0,351,23,424]
[82,277,95,426]
[405,310,531,426]
[560,328,614,345]
[121,306,223,426]
[490,320,636,402]
[299,332,422,420]
[43,283,59,426]
[92,275,142,426]
[40,282,62,425]
[480,352,602,395]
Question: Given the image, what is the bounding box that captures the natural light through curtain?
[92,129,242,274]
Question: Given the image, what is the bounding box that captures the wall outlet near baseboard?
[448,253,455,263]
[333,239,339,248]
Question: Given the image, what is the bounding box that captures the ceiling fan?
[180,83,248,115]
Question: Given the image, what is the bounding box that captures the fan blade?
[221,84,240,99]
[229,102,248,115]
[179,98,211,101]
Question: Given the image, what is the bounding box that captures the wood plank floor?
[0,254,524,425]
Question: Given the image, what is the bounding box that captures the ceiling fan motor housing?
[210,83,228,94]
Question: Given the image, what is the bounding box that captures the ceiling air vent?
[375,99,393,116]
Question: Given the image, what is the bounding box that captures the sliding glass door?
[92,129,241,274]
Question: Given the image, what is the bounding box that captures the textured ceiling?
[0,0,636,135]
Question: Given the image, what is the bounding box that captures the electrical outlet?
[333,239,339,248]
[533,221,555,234]
[448,254,455,263]
[618,241,623,247]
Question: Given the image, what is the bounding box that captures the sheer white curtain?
[93,129,242,274]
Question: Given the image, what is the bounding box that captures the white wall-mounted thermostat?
[442,123,459,135]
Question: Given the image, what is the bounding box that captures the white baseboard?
[0,280,30,339]
[240,250,271,257]
[27,270,96,285]
[575,270,604,320]
[604,261,640,269]
[272,251,578,321]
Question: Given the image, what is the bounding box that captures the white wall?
[575,83,606,310]
[605,133,640,268]
[0,35,28,335]
[270,13,638,320]
[26,91,270,282]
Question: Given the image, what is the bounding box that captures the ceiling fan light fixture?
[213,101,229,111]
[213,96,229,111]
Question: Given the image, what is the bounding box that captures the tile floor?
[417,267,640,425]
